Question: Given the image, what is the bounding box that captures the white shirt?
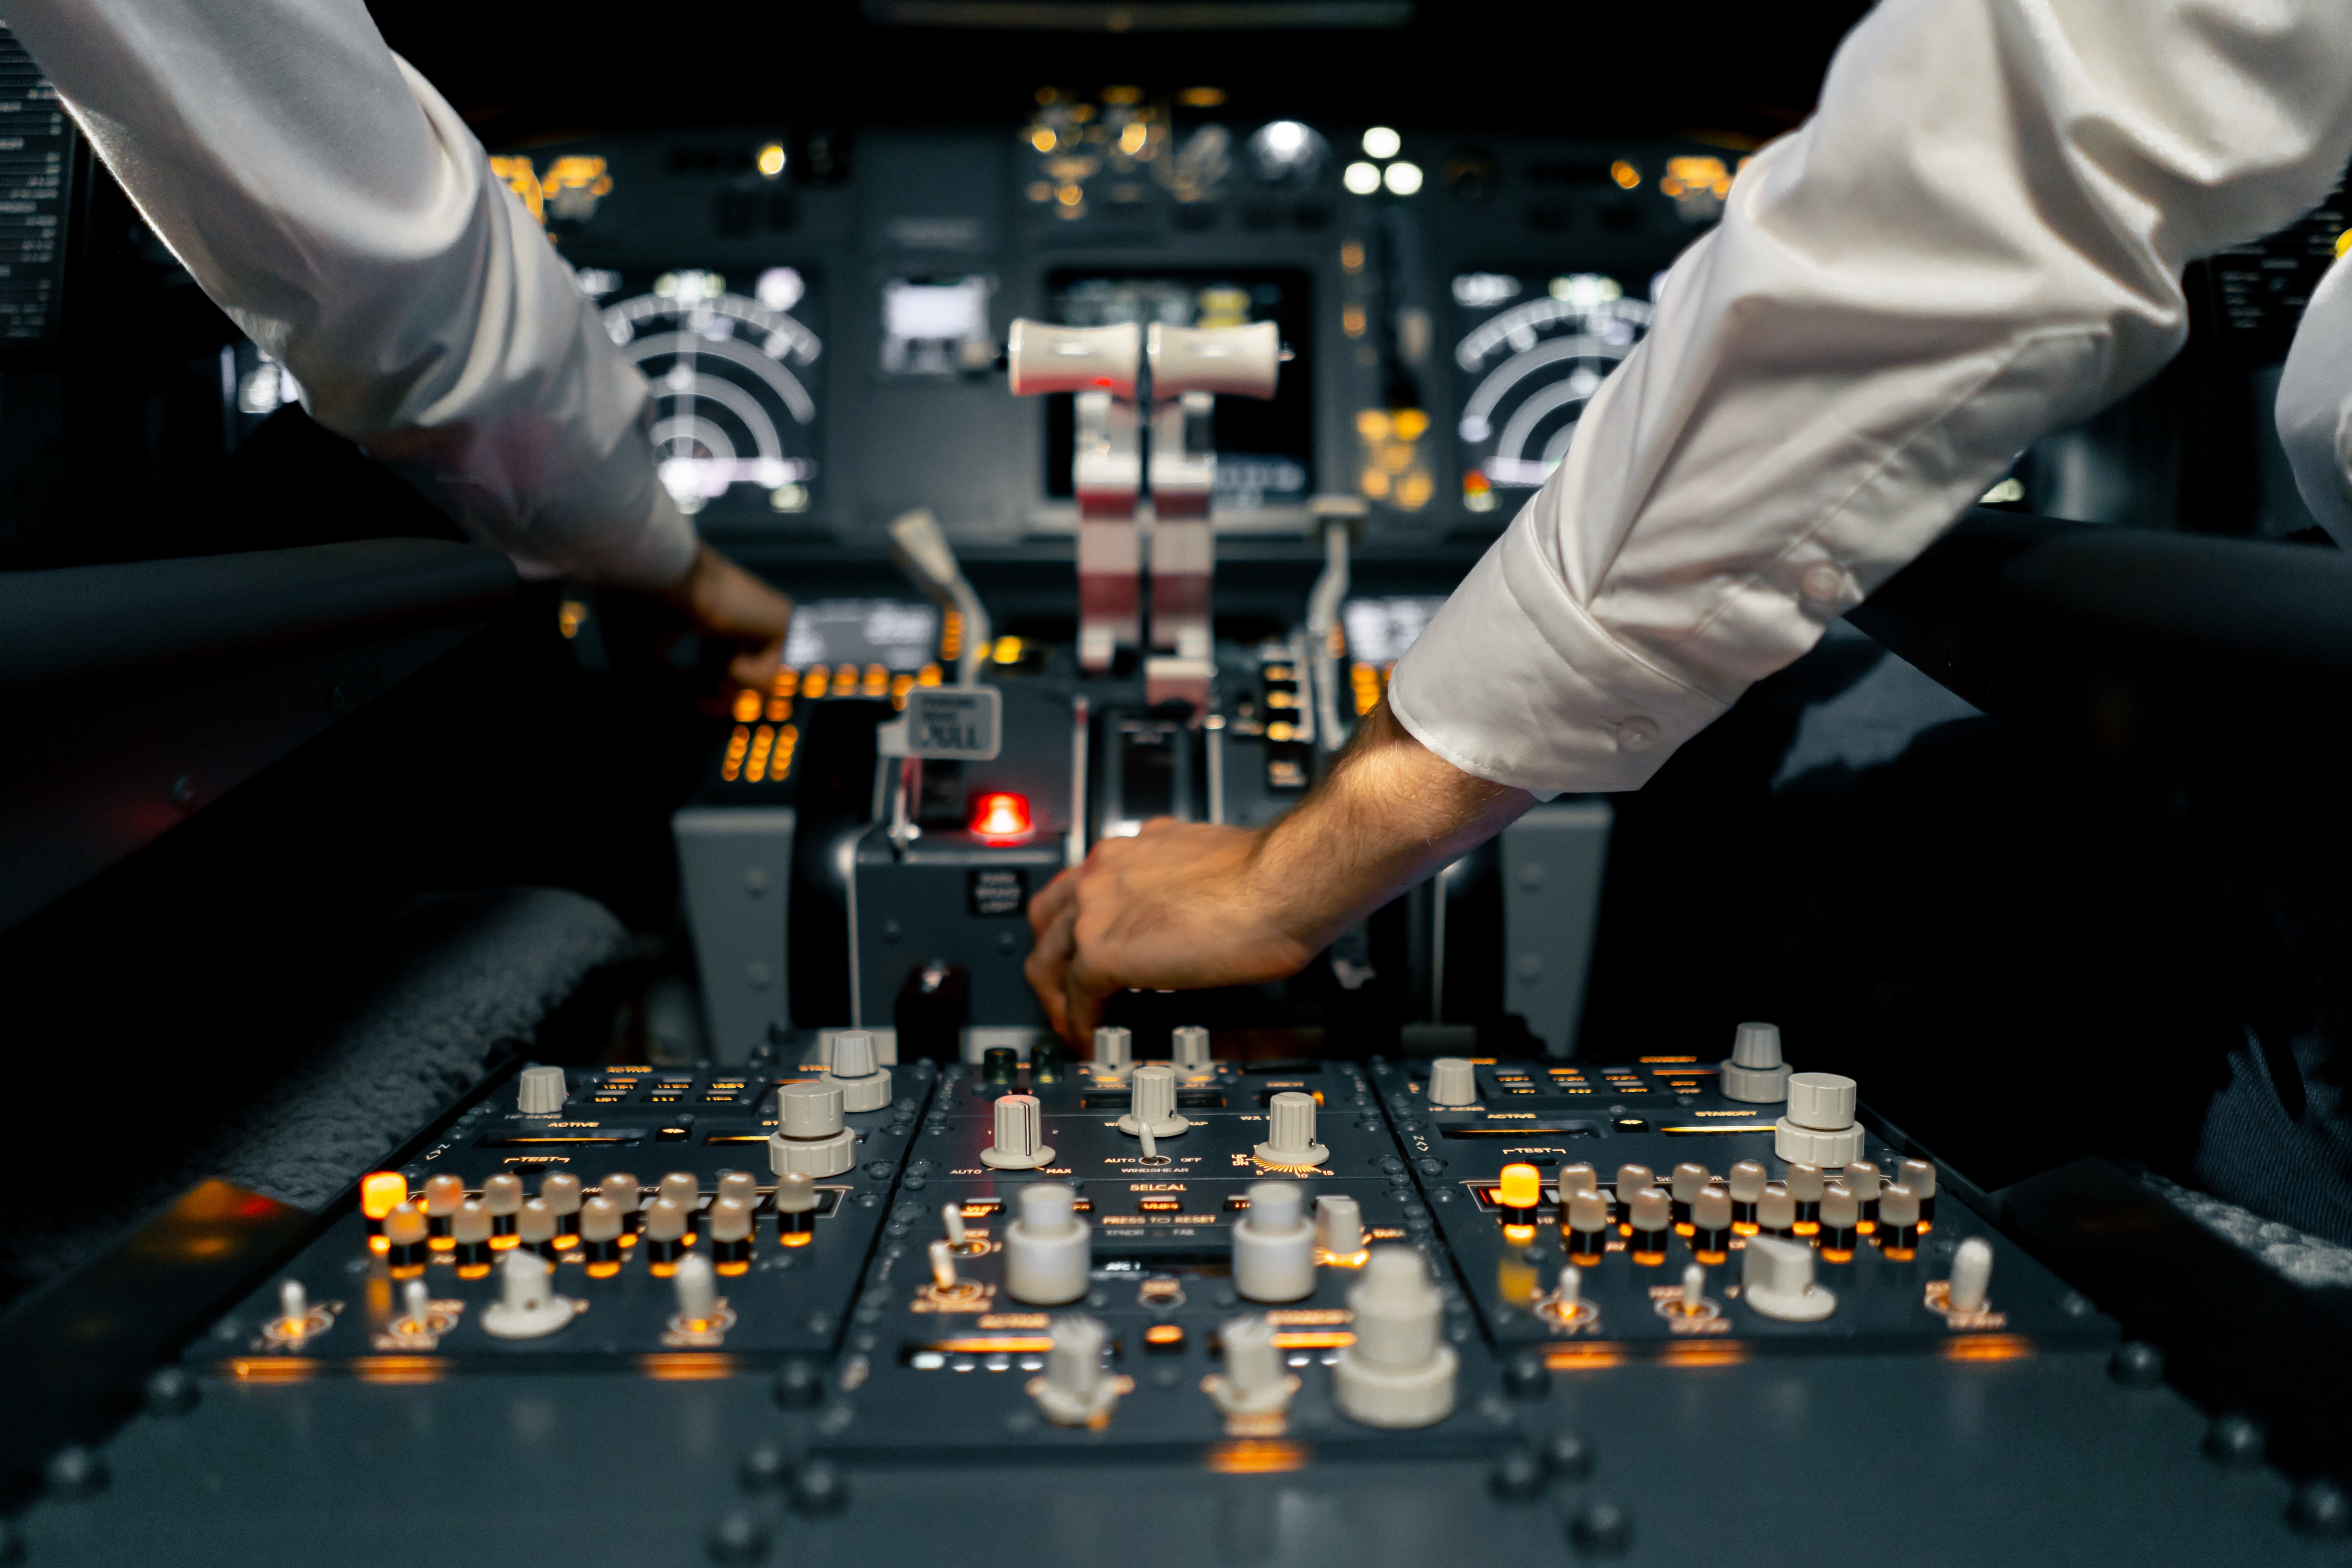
[1388,0,2352,795]
[4,0,697,589]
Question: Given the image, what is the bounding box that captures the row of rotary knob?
[980,1071,1329,1169]
[1423,1021,1870,1166]
[926,1180,1458,1429]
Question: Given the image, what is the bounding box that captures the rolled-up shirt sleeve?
[5,0,697,588]
[2279,249,2352,547]
[1387,0,2352,794]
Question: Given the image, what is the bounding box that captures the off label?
[905,687,1002,760]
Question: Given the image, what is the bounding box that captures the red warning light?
[970,792,1033,843]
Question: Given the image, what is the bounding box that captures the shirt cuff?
[1384,498,1730,795]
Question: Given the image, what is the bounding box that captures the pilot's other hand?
[658,543,794,689]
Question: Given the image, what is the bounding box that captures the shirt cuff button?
[1616,717,1661,754]
[1801,564,1848,604]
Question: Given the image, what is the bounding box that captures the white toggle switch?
[1204,1313,1299,1417]
[822,1030,893,1112]
[483,1251,576,1338]
[1233,1182,1316,1302]
[1426,1057,1477,1107]
[981,1093,1055,1169]
[1332,1247,1458,1429]
[673,1252,719,1325]
[1742,1234,1837,1322]
[1118,1063,1190,1138]
[1031,1313,1126,1425]
[1720,1021,1793,1104]
[1093,1026,1134,1078]
[1146,321,1282,400]
[769,1080,856,1178]
[1004,1182,1090,1304]
[1255,1091,1329,1168]
[1315,1194,1365,1258]
[1949,1237,1994,1313]
[1171,1025,1213,1072]
[517,1065,567,1115]
[1775,1071,1865,1166]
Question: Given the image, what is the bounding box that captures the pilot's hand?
[658,543,794,689]
[1024,819,1317,1042]
[1024,701,1538,1044]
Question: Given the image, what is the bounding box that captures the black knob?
[43,1445,107,1499]
[1502,1351,1552,1401]
[2204,1413,2267,1469]
[1566,1498,1632,1556]
[708,1510,771,1562]
[2290,1478,2352,1536]
[789,1458,849,1516]
[1031,1040,1067,1082]
[144,1366,200,1416]
[739,1445,788,1493]
[984,1047,1019,1083]
[1545,1432,1596,1482]
[1489,1446,1547,1501]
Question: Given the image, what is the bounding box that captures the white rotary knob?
[1331,1247,1457,1429]
[1118,1063,1189,1138]
[516,1065,567,1115]
[1426,1057,1477,1107]
[1255,1091,1329,1168]
[769,1080,855,1178]
[822,1029,892,1112]
[981,1092,1055,1169]
[1004,1183,1091,1306]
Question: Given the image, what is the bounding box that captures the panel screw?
[1489,1446,1546,1501]
[773,1359,824,1408]
[740,1445,787,1492]
[1545,1432,1596,1481]
[789,1459,848,1516]
[2290,1478,2352,1536]
[1566,1498,1632,1556]
[1502,1351,1551,1401]
[2204,1413,2267,1469]
[707,1510,770,1562]
[44,1445,107,1498]
[145,1366,200,1416]
[2108,1340,2164,1387]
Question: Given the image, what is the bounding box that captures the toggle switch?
[770,1081,856,1178]
[1564,1188,1611,1264]
[1427,1057,1478,1107]
[1332,1247,1459,1429]
[1743,1234,1836,1322]
[519,1198,558,1259]
[944,1201,987,1254]
[1497,1163,1542,1245]
[717,1171,760,1208]
[1901,1157,1939,1227]
[1657,1260,1718,1325]
[1669,1162,1710,1232]
[1691,1187,1733,1261]
[670,1252,726,1337]
[453,1200,493,1276]
[483,1250,576,1338]
[1559,1163,1599,1198]
[822,1029,893,1112]
[1612,1164,1653,1228]
[517,1065,567,1115]
[1627,1188,1672,1264]
[1118,1063,1191,1138]
[1256,1091,1329,1168]
[1845,1159,1882,1232]
[423,1174,464,1251]
[385,1203,429,1277]
[981,1092,1055,1169]
[1757,1185,1796,1239]
[1775,1071,1865,1166]
[1029,1313,1129,1426]
[1727,1160,1767,1234]
[1093,1025,1134,1077]
[1205,1313,1300,1417]
[1819,1183,1859,1262]
[775,1172,818,1247]
[580,1196,626,1275]
[1315,1194,1365,1260]
[710,1196,755,1273]
[1785,1163,1824,1235]
[482,1173,523,1250]
[540,1172,585,1250]
[1949,1237,1994,1313]
[926,1239,984,1306]
[1720,1021,1793,1104]
[1878,1184,1922,1258]
[659,1172,700,1234]
[644,1198,691,1273]
[1171,1025,1213,1073]
[1005,1182,1091,1304]
[1233,1181,1316,1302]
[600,1173,643,1241]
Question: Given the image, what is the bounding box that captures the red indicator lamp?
[970,792,1033,843]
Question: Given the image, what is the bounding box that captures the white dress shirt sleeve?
[4,0,698,589]
[1387,0,2352,794]
[2278,249,2352,547]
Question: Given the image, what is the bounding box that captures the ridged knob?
[1332,1247,1458,1428]
[517,1065,567,1115]
[1427,1057,1477,1107]
[1093,1026,1133,1075]
[1743,1234,1835,1322]
[1171,1025,1212,1071]
[981,1093,1055,1169]
[1119,1064,1189,1137]
[1255,1091,1328,1167]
